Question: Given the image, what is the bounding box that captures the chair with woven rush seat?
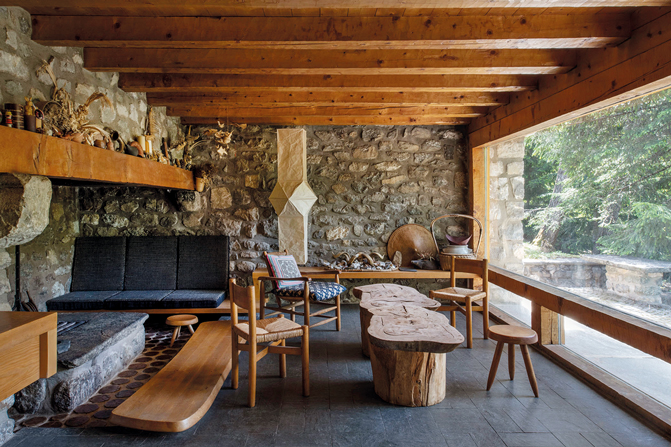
[430,256,489,349]
[230,279,309,408]
[259,250,345,330]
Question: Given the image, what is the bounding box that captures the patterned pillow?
[264,253,303,288]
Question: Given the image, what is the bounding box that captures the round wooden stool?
[486,325,539,397]
[166,314,198,347]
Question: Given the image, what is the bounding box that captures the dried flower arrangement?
[193,162,216,192]
[36,57,113,146]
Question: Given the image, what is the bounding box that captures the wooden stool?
[166,314,198,347]
[353,284,440,357]
[486,325,539,397]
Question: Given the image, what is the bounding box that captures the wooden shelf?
[0,126,194,190]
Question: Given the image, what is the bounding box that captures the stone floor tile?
[500,432,563,447]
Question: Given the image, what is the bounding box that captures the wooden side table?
[368,305,463,407]
[486,325,539,397]
[166,314,198,347]
[353,283,440,357]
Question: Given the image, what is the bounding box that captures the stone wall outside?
[0,6,183,311]
[523,259,606,289]
[79,124,470,302]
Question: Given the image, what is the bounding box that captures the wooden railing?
[488,265,671,435]
[488,265,671,363]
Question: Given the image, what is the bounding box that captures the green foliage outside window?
[524,88,671,261]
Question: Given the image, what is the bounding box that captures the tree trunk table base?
[370,344,446,407]
[354,284,440,357]
[367,304,463,407]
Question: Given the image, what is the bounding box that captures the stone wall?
[0,7,181,143]
[0,6,185,312]
[486,138,525,307]
[524,259,606,289]
[80,124,469,300]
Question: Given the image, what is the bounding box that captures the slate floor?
[5,305,671,447]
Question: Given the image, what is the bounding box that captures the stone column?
[487,138,526,308]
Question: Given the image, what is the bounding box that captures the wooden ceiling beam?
[469,9,671,147]
[180,116,471,126]
[119,73,537,92]
[166,105,488,117]
[146,91,509,107]
[84,48,576,76]
[32,15,630,50]
[7,1,668,17]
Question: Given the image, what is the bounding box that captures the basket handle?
[430,214,483,256]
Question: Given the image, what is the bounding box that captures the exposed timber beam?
[469,9,671,147]
[7,1,670,17]
[166,105,488,118]
[32,15,630,50]
[119,74,538,92]
[180,116,471,126]
[84,48,575,76]
[146,91,509,107]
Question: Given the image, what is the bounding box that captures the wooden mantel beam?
[85,48,575,76]
[32,15,630,50]
[469,9,671,147]
[119,73,538,92]
[147,91,509,107]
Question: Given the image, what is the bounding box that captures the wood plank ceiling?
[7,1,669,127]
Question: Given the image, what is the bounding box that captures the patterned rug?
[10,324,191,430]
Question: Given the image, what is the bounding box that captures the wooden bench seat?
[110,320,232,432]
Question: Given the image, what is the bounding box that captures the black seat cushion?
[162,290,226,309]
[124,237,178,290]
[177,236,229,290]
[71,237,127,291]
[105,290,173,310]
[46,291,120,311]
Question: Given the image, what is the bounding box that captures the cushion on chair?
[273,281,346,302]
[124,237,178,290]
[234,316,304,343]
[264,253,303,288]
[177,236,230,290]
[432,287,486,303]
[162,290,226,308]
[71,237,127,291]
[46,291,120,311]
[104,290,173,310]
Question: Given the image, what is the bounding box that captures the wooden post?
[531,302,562,345]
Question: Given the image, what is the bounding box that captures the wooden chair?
[259,250,344,330]
[230,278,309,408]
[429,256,489,349]
[486,325,539,397]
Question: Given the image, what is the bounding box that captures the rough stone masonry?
[79,124,471,303]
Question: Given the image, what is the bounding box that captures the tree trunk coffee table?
[368,305,464,407]
[354,283,440,357]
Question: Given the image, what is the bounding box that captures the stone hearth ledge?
[13,312,148,414]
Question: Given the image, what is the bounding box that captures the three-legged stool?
[486,325,539,397]
[166,314,198,347]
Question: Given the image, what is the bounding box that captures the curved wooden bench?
[110,321,232,432]
[354,284,440,357]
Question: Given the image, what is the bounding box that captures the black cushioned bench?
[46,236,230,312]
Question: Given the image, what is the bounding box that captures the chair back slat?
[454,257,488,276]
[229,278,256,311]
